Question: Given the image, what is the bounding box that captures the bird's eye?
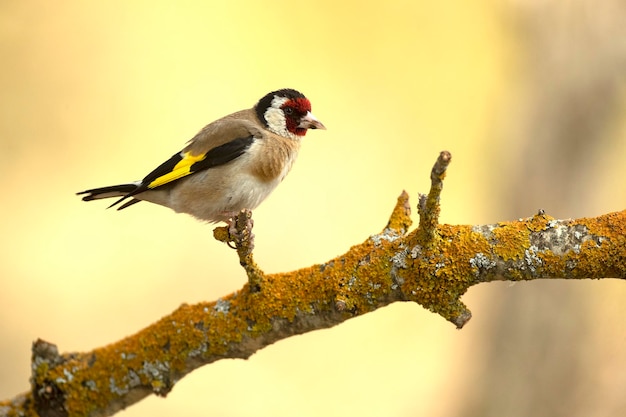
[284,107,293,115]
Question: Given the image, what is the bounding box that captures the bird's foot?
[213,209,263,292]
[227,209,255,256]
[213,209,255,254]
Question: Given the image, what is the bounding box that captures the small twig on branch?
[2,151,625,417]
[418,150,451,245]
[385,190,412,235]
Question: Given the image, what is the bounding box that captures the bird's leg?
[212,210,255,252]
[213,209,264,292]
[228,209,255,255]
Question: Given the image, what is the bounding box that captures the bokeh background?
[2,1,626,416]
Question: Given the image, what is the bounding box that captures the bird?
[77,88,325,223]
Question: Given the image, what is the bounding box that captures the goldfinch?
[78,88,325,223]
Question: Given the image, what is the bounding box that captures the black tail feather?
[117,198,142,210]
[77,184,142,210]
[77,184,138,199]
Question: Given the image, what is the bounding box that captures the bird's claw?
[213,209,255,252]
[212,209,264,292]
[226,209,255,256]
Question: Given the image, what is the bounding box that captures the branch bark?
[2,151,624,417]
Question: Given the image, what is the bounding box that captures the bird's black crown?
[255,88,306,126]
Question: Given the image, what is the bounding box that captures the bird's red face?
[282,98,326,136]
[282,98,311,136]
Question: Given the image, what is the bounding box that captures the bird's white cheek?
[263,107,288,136]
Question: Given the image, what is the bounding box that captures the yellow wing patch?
[148,152,206,189]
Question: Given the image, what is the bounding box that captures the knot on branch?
[31,339,69,417]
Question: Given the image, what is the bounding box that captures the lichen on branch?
[2,151,625,417]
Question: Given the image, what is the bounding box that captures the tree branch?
[2,151,624,417]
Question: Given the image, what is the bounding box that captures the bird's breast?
[251,135,300,183]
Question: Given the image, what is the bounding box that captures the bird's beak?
[299,111,326,130]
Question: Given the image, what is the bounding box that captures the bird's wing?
[146,114,263,188]
[110,113,262,207]
[144,136,255,189]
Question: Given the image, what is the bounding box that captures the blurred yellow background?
[2,1,626,416]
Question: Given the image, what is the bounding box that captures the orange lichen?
[491,221,531,262]
[13,198,626,417]
[577,212,626,278]
[526,212,556,232]
[8,139,625,417]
